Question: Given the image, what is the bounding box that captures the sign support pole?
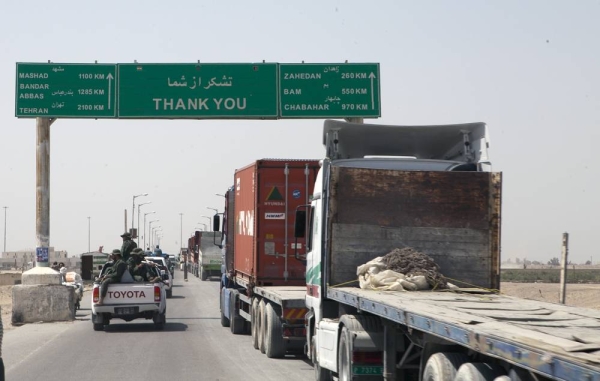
[36,117,54,266]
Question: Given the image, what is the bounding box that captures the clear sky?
[0,0,598,264]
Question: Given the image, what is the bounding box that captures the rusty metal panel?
[328,167,501,290]
[234,159,320,287]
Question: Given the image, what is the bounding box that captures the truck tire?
[167,289,172,298]
[338,326,353,381]
[258,300,266,354]
[312,337,332,381]
[230,290,244,334]
[337,315,383,381]
[220,288,230,327]
[454,363,505,381]
[422,352,469,381]
[154,311,166,330]
[92,313,103,331]
[251,298,260,349]
[201,266,208,281]
[264,303,285,358]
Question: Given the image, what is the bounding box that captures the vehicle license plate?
[115,307,138,315]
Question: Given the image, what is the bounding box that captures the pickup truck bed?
[328,286,600,380]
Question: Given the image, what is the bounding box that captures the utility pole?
[559,232,569,304]
[3,206,7,254]
[181,213,187,281]
[87,216,91,253]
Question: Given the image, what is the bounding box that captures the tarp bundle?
[357,247,456,291]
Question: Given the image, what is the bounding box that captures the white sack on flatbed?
[357,256,429,291]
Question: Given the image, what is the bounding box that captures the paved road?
[3,270,314,381]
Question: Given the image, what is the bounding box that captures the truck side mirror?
[294,210,306,238]
[213,215,221,232]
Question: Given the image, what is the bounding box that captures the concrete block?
[0,272,22,285]
[21,266,61,285]
[12,284,75,324]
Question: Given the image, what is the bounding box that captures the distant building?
[0,247,73,270]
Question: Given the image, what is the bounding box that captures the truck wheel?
[258,300,266,353]
[167,289,172,298]
[506,368,534,381]
[264,303,285,358]
[338,326,352,381]
[230,290,244,334]
[220,288,230,327]
[201,266,208,281]
[454,363,505,381]
[312,337,332,381]
[92,314,104,331]
[251,298,260,349]
[423,352,469,381]
[154,311,166,330]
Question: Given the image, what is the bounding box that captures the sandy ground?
[499,282,600,309]
[1,283,600,331]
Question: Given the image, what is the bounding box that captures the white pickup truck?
[91,265,167,331]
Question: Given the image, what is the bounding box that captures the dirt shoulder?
[500,282,600,309]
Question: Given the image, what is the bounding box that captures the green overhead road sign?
[15,63,117,118]
[279,63,380,118]
[118,63,278,118]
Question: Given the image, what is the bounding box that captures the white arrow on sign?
[369,72,376,109]
[106,73,114,110]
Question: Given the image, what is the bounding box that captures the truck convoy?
[218,120,600,381]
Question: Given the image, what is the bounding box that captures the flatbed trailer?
[328,287,600,380]
[299,120,600,380]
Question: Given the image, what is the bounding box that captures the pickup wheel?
[454,363,505,381]
[92,313,104,331]
[229,290,244,334]
[154,311,166,330]
[166,289,172,298]
[220,288,230,327]
[251,298,260,349]
[422,352,469,381]
[258,300,266,354]
[264,302,285,358]
[200,266,208,281]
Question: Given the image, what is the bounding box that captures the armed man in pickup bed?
[128,248,158,282]
[96,249,127,305]
[120,232,137,261]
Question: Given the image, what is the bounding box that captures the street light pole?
[132,193,148,233]
[87,216,91,253]
[152,227,162,248]
[155,229,163,247]
[144,212,156,249]
[201,215,212,231]
[181,213,187,281]
[137,202,151,246]
[3,206,7,254]
[148,220,159,249]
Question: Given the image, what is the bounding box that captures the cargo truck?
[222,120,600,381]
[198,231,223,280]
[217,159,320,357]
[293,120,600,381]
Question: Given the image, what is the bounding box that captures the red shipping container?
[234,159,320,287]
